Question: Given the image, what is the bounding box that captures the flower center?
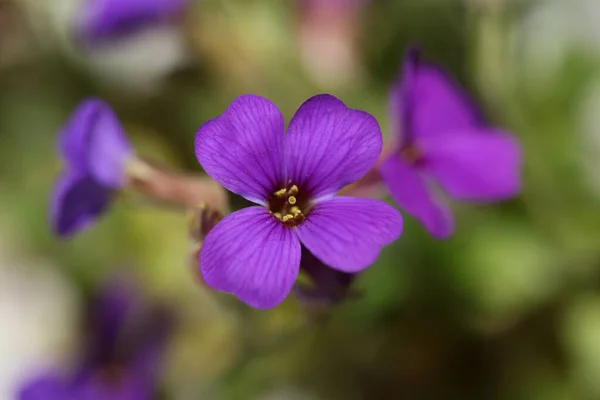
[267,183,309,227]
[400,145,422,165]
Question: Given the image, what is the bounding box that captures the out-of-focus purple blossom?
[18,277,174,400]
[195,94,403,309]
[51,99,133,237]
[378,47,522,239]
[293,248,359,307]
[76,0,188,43]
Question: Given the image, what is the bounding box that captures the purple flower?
[51,99,133,237]
[76,0,187,42]
[378,48,522,239]
[18,277,174,400]
[195,94,403,309]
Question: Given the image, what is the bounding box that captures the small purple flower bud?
[294,248,360,308]
[379,47,522,239]
[187,204,223,287]
[188,204,223,245]
[194,94,403,309]
[51,99,133,237]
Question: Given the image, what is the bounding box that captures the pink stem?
[125,157,229,213]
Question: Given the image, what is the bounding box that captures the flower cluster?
[50,47,521,310]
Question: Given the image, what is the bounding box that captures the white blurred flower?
[516,0,600,88]
[0,255,78,400]
[82,24,190,94]
[17,0,190,94]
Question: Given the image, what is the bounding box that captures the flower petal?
[199,207,301,309]
[74,375,149,400]
[399,47,482,143]
[420,129,522,201]
[129,306,175,382]
[19,373,70,400]
[378,155,454,238]
[59,99,104,169]
[295,197,402,273]
[50,171,113,237]
[58,99,132,188]
[77,0,187,41]
[89,277,140,357]
[389,47,417,146]
[284,94,382,199]
[195,95,285,204]
[86,102,133,188]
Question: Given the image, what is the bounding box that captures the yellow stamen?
[273,212,282,220]
[281,214,294,222]
[288,185,299,195]
[274,188,287,197]
[288,196,297,205]
[290,206,301,215]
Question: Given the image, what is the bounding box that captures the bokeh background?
[3,0,600,398]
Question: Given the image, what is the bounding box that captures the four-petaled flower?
[18,277,174,400]
[378,47,522,239]
[195,94,403,309]
[51,99,133,237]
[77,0,188,42]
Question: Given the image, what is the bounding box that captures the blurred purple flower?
[378,48,522,239]
[195,94,403,309]
[77,0,188,42]
[51,99,133,237]
[18,277,174,400]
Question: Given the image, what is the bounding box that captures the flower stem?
[125,157,229,213]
